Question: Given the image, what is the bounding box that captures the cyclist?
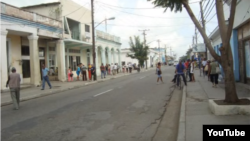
[175,60,187,86]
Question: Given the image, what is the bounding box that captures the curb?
[1,69,151,106]
[177,86,186,141]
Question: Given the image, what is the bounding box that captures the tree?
[127,36,149,66]
[148,0,238,103]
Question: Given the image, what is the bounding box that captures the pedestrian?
[81,63,87,81]
[122,64,126,73]
[126,63,129,73]
[156,63,164,84]
[204,60,210,80]
[137,64,140,73]
[117,64,120,74]
[208,59,219,87]
[175,60,187,86]
[76,64,81,81]
[113,63,117,75]
[68,67,73,82]
[108,64,111,75]
[91,64,96,80]
[105,64,109,75]
[128,63,132,73]
[100,63,106,79]
[6,67,21,110]
[207,60,211,81]
[202,58,207,76]
[41,64,52,89]
[190,60,195,82]
[185,59,191,81]
[88,64,92,81]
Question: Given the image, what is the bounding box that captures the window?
[22,60,31,78]
[39,48,45,57]
[85,24,90,32]
[21,46,29,56]
[69,56,81,71]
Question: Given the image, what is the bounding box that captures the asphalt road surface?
[1,66,176,141]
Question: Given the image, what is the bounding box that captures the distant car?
[168,61,174,66]
[173,61,178,67]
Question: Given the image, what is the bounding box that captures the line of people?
[202,58,220,88]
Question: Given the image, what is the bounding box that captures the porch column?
[56,40,66,81]
[66,48,69,69]
[108,50,112,64]
[1,30,8,90]
[113,51,117,64]
[118,49,121,66]
[101,47,106,65]
[28,34,40,86]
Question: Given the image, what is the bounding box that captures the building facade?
[0,2,63,91]
[208,0,250,84]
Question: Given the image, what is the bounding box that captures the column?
[113,51,117,64]
[118,49,121,66]
[56,40,66,81]
[1,30,8,90]
[66,48,69,69]
[101,48,106,65]
[28,34,40,86]
[108,50,112,64]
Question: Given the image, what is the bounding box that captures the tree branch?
[182,1,221,63]
[225,0,237,54]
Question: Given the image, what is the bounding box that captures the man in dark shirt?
[175,61,187,86]
[100,63,106,79]
[91,64,96,81]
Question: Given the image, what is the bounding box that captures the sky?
[1,0,219,59]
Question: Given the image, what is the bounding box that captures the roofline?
[21,1,61,8]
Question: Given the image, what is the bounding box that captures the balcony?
[1,2,62,28]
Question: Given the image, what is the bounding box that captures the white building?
[1,2,63,91]
[120,48,160,68]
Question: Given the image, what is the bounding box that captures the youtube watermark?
[203,125,250,141]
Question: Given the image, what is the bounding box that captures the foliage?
[127,36,149,66]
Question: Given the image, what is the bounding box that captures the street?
[1,66,176,141]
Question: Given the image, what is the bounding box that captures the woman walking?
[208,59,219,87]
[156,63,164,84]
[68,67,73,82]
[108,64,111,75]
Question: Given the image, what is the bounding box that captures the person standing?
[105,64,109,76]
[113,63,117,75]
[68,67,73,82]
[185,59,191,81]
[100,63,106,79]
[91,64,96,80]
[81,64,87,81]
[6,67,21,110]
[190,60,195,82]
[156,63,164,84]
[202,58,207,76]
[88,64,92,81]
[108,64,111,75]
[176,61,187,86]
[76,64,81,81]
[41,64,52,90]
[128,63,132,73]
[208,59,219,87]
[117,64,120,74]
[122,64,126,73]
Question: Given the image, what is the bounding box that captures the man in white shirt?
[202,58,207,76]
[113,63,117,75]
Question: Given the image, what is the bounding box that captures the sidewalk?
[177,70,250,141]
[1,68,151,106]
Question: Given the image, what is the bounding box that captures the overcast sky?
[2,0,218,59]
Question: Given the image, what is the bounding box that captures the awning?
[64,39,92,49]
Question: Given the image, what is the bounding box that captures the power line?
[202,0,211,13]
[242,4,250,22]
[97,4,191,19]
[203,0,215,19]
[96,0,201,10]
[97,23,194,28]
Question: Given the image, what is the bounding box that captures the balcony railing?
[96,30,121,43]
[1,2,62,28]
[71,31,80,40]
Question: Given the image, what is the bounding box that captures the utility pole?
[91,0,97,80]
[157,40,161,63]
[139,29,149,69]
[200,0,207,59]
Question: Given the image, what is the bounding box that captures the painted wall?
[223,0,250,28]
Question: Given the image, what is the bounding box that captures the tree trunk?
[220,45,239,103]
